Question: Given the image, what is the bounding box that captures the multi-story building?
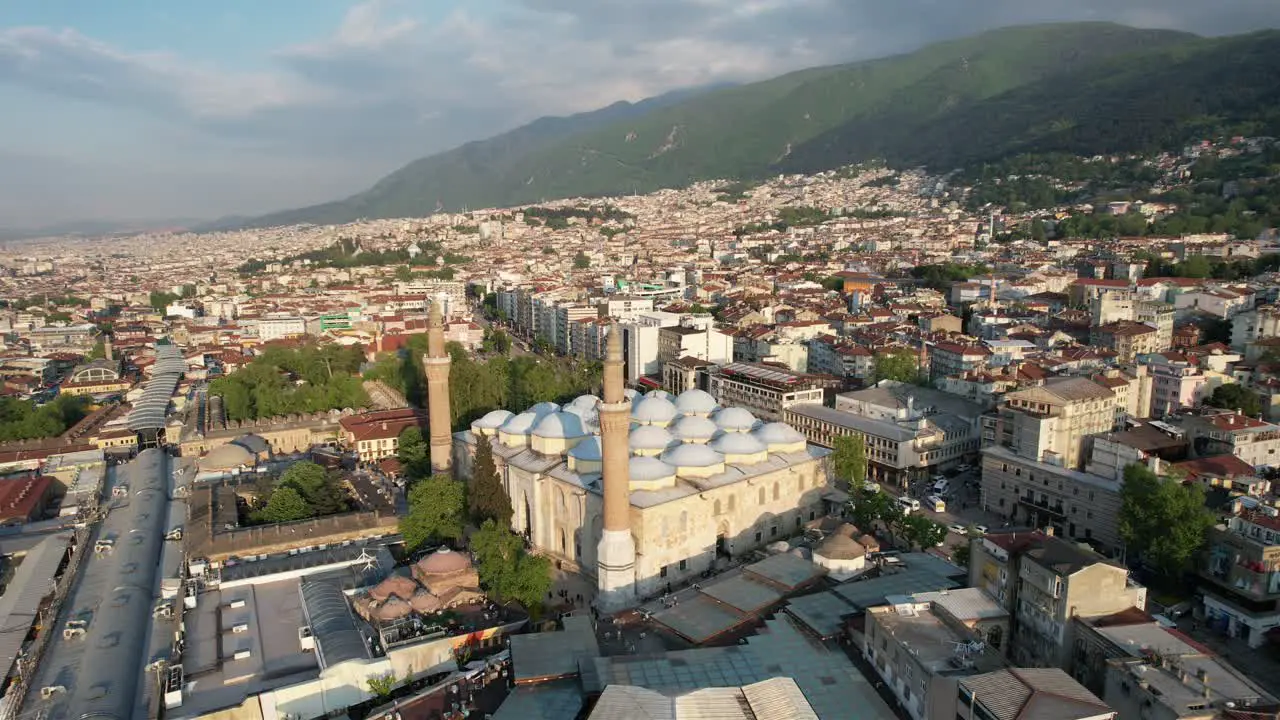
[1135,299,1176,352]
[1183,409,1280,468]
[1090,366,1152,427]
[968,531,1145,670]
[806,336,875,386]
[705,362,826,422]
[787,381,982,487]
[929,342,990,384]
[979,446,1123,549]
[596,295,655,322]
[1200,509,1280,648]
[656,324,732,368]
[1230,304,1280,351]
[1174,287,1252,319]
[862,597,1006,720]
[992,377,1116,470]
[257,315,307,342]
[1089,321,1160,363]
[956,668,1115,720]
[554,304,598,355]
[1144,352,1211,417]
[338,408,428,463]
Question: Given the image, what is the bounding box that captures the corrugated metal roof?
[0,532,71,673]
[299,578,370,668]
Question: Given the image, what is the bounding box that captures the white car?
[863,481,880,493]
[897,496,921,514]
[948,523,969,535]
[972,525,989,535]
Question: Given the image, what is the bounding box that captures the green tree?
[491,329,512,355]
[1118,463,1214,580]
[830,435,868,488]
[278,461,348,515]
[902,515,947,550]
[88,339,107,360]
[1177,255,1213,279]
[1030,219,1047,244]
[469,434,513,527]
[573,251,591,269]
[952,536,973,568]
[258,487,311,524]
[1206,384,1262,417]
[873,349,919,384]
[366,670,402,700]
[470,519,552,612]
[396,426,431,480]
[847,487,899,535]
[400,475,467,553]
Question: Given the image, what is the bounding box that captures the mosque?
[424,306,835,611]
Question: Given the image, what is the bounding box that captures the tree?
[491,329,512,355]
[847,487,898,535]
[1206,384,1262,417]
[366,670,401,700]
[257,487,311,524]
[470,519,552,612]
[873,349,919,384]
[1118,463,1214,580]
[279,461,348,515]
[1030,219,1048,244]
[831,435,868,489]
[469,435,513,527]
[396,426,431,480]
[902,515,947,550]
[573,251,591,269]
[952,537,972,568]
[400,475,467,553]
[88,339,107,360]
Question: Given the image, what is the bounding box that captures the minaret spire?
[424,301,453,473]
[596,322,636,611]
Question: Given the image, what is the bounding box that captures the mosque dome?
[671,415,718,442]
[710,432,767,458]
[661,443,725,468]
[532,411,589,439]
[714,407,758,433]
[753,422,807,452]
[568,394,600,411]
[471,409,514,431]
[645,390,674,401]
[674,389,718,415]
[200,443,254,472]
[629,456,678,490]
[499,412,538,435]
[568,435,603,461]
[631,396,678,425]
[527,402,561,417]
[629,425,675,453]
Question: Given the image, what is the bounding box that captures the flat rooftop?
[511,615,600,683]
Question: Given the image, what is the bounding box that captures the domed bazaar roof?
[661,443,725,468]
[499,412,539,435]
[473,409,514,429]
[817,534,866,561]
[414,548,473,576]
[532,411,589,439]
[753,422,805,445]
[200,443,255,471]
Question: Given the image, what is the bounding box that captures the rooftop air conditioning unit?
[40,686,67,700]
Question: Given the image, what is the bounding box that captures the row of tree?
[210,344,371,421]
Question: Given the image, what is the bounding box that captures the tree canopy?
[1206,384,1263,418]
[210,343,370,421]
[470,519,552,613]
[873,349,919,384]
[830,435,868,489]
[469,434,513,527]
[0,395,91,442]
[257,486,311,524]
[396,426,432,481]
[1118,463,1215,580]
[400,475,467,553]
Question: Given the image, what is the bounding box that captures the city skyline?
[4,0,1280,228]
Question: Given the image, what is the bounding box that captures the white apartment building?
[257,315,307,342]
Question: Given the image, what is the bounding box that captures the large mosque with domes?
[425,307,835,610]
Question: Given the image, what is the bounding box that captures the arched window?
[758,487,766,505]
[772,482,780,501]
[714,499,722,516]
[729,495,737,512]
[680,510,688,533]
[559,529,567,553]
[558,488,567,512]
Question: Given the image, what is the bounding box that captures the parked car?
[863,481,880,494]
[947,523,969,535]
[897,496,921,514]
[972,524,989,535]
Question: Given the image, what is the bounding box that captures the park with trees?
[0,395,92,442]
[245,460,352,525]
[209,343,370,421]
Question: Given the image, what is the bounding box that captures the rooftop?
[960,668,1112,720]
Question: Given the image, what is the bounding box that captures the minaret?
[424,302,453,474]
[596,322,636,611]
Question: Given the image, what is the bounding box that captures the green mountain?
[242,23,1280,227]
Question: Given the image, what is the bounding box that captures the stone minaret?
[425,301,453,474]
[596,322,636,611]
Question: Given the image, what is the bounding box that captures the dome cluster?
[477,389,810,490]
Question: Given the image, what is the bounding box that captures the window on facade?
[714,499,722,516]
[729,496,737,512]
[758,488,766,505]
[773,482,780,501]
[660,565,668,578]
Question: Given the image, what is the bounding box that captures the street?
[881,467,1002,559]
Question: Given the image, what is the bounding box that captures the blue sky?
[2,0,1278,228]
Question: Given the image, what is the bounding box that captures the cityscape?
[2,4,1280,720]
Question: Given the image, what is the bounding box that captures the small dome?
[472,409,514,430]
[416,548,472,575]
[675,389,718,415]
[714,407,758,432]
[532,411,589,439]
[528,402,560,417]
[671,415,718,441]
[499,412,539,435]
[563,403,599,431]
[630,456,677,484]
[817,534,866,561]
[200,443,254,471]
[645,390,674,401]
[754,422,806,445]
[661,443,725,468]
[568,435,603,461]
[624,388,640,401]
[629,425,675,452]
[711,432,767,456]
[858,534,881,552]
[568,394,600,411]
[631,396,678,424]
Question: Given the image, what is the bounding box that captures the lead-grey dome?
[631,396,678,424]
[629,425,675,452]
[472,409,514,430]
[754,422,805,445]
[711,432,767,456]
[499,412,539,435]
[568,435,603,461]
[630,456,677,484]
[674,389,718,415]
[661,443,725,468]
[672,415,718,441]
[714,407,758,432]
[532,411,589,439]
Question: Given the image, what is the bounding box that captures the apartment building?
[956,669,1114,720]
[553,304,598,355]
[1201,508,1280,648]
[257,315,307,342]
[596,295,654,322]
[656,324,732,367]
[806,337,875,385]
[991,377,1116,470]
[1183,409,1280,468]
[1135,299,1176,352]
[862,598,1005,720]
[1144,352,1211,417]
[967,531,1145,670]
[1230,304,1280,351]
[1089,366,1152,427]
[980,446,1123,550]
[1089,321,1160,363]
[929,342,990,384]
[705,362,825,421]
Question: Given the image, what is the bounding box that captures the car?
[948,523,968,535]
[896,496,921,514]
[863,481,880,494]
[957,463,972,473]
[972,524,989,535]
[932,479,951,495]
[931,473,946,483]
